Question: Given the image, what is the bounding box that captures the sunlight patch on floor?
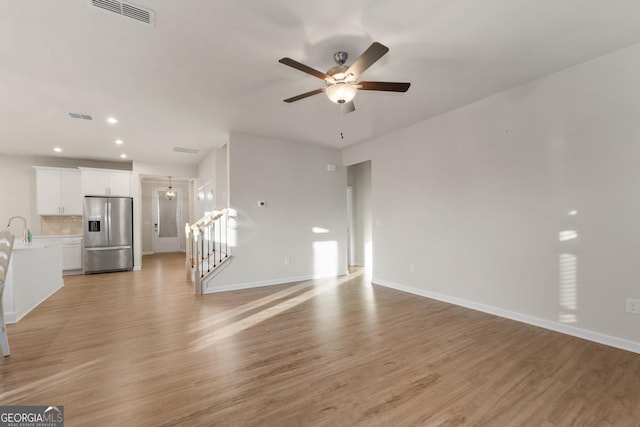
[189,280,317,332]
[190,271,363,352]
[0,358,104,401]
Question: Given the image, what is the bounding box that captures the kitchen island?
[2,240,64,323]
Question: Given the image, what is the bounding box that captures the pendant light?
[165,176,176,200]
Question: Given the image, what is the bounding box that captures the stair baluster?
[185,209,231,294]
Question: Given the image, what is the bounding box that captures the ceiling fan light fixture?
[326,83,357,104]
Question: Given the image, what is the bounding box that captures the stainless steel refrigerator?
[83,196,133,274]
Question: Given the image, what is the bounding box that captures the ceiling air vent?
[173,147,200,155]
[89,0,155,25]
[69,112,93,120]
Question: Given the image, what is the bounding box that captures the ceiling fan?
[279,42,410,113]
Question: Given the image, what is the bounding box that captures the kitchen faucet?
[5,216,27,242]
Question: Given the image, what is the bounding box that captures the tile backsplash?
[41,216,83,236]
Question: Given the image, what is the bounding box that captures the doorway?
[346,161,372,275]
[347,185,355,266]
[152,186,182,253]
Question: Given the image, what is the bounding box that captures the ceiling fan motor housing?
[333,51,348,65]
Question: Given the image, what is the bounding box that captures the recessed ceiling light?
[115,139,124,145]
[120,154,127,159]
[54,147,62,153]
[107,117,118,124]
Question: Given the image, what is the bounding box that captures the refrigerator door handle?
[107,202,112,243]
[85,246,132,251]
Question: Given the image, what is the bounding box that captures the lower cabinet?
[62,244,82,273]
[61,238,83,274]
[32,236,84,275]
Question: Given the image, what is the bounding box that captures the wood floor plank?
[1,253,639,426]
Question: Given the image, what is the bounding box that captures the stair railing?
[185,209,230,294]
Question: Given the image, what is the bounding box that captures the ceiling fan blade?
[358,81,411,92]
[341,101,355,113]
[283,88,325,103]
[279,58,333,82]
[345,42,389,78]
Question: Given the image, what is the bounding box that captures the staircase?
[185,209,231,294]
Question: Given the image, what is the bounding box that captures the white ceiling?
[2,1,640,166]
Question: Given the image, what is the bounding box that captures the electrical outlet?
[284,256,290,265]
[626,298,640,315]
[409,263,415,273]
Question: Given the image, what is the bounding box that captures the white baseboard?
[203,270,349,294]
[4,310,16,324]
[373,277,640,355]
[62,269,84,276]
[133,265,141,271]
[204,275,314,294]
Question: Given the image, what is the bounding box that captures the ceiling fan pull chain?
[339,106,345,141]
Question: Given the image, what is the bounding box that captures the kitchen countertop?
[13,240,51,251]
[13,235,83,251]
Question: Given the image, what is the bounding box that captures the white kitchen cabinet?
[106,172,132,196]
[61,238,83,273]
[81,168,132,197]
[34,167,82,215]
[35,236,83,274]
[2,241,63,323]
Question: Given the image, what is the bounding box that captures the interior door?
[152,187,182,253]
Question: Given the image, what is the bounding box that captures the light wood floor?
[1,253,639,426]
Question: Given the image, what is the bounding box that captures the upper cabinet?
[80,168,132,197]
[34,167,83,215]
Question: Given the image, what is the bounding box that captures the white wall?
[195,145,228,217]
[0,156,39,236]
[343,41,640,352]
[215,144,228,209]
[197,148,216,190]
[206,133,347,291]
[195,148,215,219]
